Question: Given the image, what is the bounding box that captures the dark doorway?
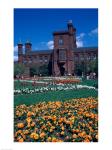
[58,63,65,76]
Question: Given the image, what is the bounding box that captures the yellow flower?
[61,126,65,131]
[50,128,53,132]
[72,134,77,139]
[17,123,24,129]
[23,130,29,135]
[26,117,32,123]
[30,132,39,140]
[61,131,64,135]
[18,138,24,142]
[47,137,52,142]
[51,126,55,130]
[95,134,98,140]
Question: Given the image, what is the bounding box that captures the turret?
[25,40,32,53]
[67,20,76,35]
[67,20,77,48]
[18,40,23,63]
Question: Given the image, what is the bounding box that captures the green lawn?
[14,79,98,107]
[14,89,98,107]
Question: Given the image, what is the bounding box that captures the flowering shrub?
[14,97,98,142]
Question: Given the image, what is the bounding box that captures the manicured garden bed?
[14,77,98,142]
[14,97,98,142]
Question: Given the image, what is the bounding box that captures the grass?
[14,79,98,107]
[14,89,98,107]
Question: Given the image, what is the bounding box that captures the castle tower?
[18,40,23,63]
[67,20,77,48]
[25,40,32,53]
[52,21,76,76]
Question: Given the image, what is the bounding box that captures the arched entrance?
[58,63,65,76]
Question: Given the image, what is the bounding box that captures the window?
[59,50,66,61]
[93,54,97,60]
[80,54,84,61]
[59,39,63,45]
[75,55,79,61]
[39,56,43,62]
[44,56,48,62]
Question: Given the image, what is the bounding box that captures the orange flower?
[84,138,90,142]
[52,137,57,142]
[52,115,57,121]
[18,138,24,142]
[40,132,46,138]
[27,111,34,117]
[17,123,24,129]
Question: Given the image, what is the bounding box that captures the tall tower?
[52,21,76,76]
[18,40,23,63]
[67,20,77,48]
[25,40,32,53]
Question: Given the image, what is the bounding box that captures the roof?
[26,50,53,55]
[23,47,97,56]
[74,47,98,52]
[53,30,69,35]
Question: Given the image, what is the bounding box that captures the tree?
[14,63,25,77]
[75,58,98,77]
[38,65,49,76]
[75,62,87,76]
[30,67,38,77]
[88,58,98,76]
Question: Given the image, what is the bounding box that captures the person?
[86,74,89,80]
[93,72,96,79]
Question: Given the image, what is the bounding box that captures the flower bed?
[14,84,96,95]
[14,97,98,142]
[55,79,80,84]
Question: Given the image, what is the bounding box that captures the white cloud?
[14,45,18,52]
[47,40,54,49]
[76,33,85,48]
[14,55,18,61]
[89,27,98,36]
[76,40,84,47]
[77,33,85,39]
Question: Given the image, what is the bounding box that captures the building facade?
[17,21,98,76]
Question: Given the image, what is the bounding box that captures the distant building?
[17,21,98,76]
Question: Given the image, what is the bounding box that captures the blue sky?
[14,8,98,60]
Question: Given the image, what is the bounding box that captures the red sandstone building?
[17,21,98,76]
